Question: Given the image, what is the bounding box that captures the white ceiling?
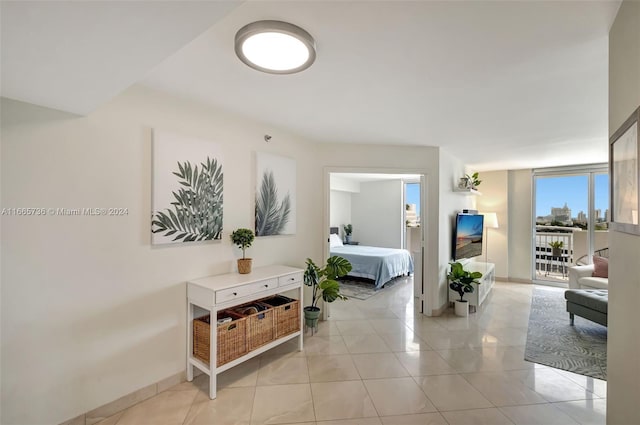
[0,0,241,115]
[1,1,621,171]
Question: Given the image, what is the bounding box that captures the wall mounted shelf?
[453,188,482,196]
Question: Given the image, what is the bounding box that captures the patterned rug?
[338,276,406,300]
[524,287,607,380]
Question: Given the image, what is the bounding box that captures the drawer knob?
[290,277,295,281]
[233,292,237,296]
[264,284,269,288]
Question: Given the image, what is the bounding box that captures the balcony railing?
[535,230,574,282]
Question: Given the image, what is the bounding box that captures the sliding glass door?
[533,165,608,285]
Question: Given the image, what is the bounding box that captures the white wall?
[476,171,509,279]
[351,180,403,248]
[0,87,325,425]
[608,1,640,423]
[329,175,360,193]
[436,149,475,312]
[329,190,352,236]
[508,169,533,282]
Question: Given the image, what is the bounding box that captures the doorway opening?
[327,171,426,313]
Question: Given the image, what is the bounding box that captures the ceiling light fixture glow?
[235,20,316,74]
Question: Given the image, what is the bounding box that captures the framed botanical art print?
[255,152,296,236]
[151,129,223,244]
[610,106,640,235]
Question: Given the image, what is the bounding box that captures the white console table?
[187,265,304,399]
[448,262,495,309]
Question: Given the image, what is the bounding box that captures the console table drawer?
[278,272,303,288]
[215,278,278,304]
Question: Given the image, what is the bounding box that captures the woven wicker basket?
[233,303,275,350]
[193,311,247,367]
[261,296,300,338]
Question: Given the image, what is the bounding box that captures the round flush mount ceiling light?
[235,20,316,74]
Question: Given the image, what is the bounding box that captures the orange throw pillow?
[592,255,609,278]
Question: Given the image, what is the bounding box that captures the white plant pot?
[454,300,469,317]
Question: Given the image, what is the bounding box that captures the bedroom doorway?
[326,171,426,314]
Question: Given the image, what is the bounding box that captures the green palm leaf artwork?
[255,170,291,236]
[152,157,223,242]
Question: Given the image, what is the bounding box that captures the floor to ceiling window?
[533,165,609,285]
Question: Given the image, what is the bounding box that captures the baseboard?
[430,302,449,317]
[59,370,187,425]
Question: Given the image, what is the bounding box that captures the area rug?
[524,287,607,380]
[338,276,407,300]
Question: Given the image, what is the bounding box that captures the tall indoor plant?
[448,261,483,316]
[303,256,351,332]
[230,228,255,274]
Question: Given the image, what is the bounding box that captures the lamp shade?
[483,212,499,229]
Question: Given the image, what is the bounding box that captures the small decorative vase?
[303,306,321,334]
[237,258,253,274]
[458,177,470,189]
[345,235,352,243]
[454,300,469,317]
[552,247,562,257]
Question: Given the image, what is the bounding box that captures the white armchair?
[568,264,608,290]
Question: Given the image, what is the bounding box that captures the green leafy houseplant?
[465,172,482,189]
[548,241,564,249]
[343,224,353,243]
[303,256,351,331]
[230,228,255,274]
[549,240,564,256]
[447,262,483,302]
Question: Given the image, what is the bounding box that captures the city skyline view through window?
[534,170,609,283]
[536,174,609,225]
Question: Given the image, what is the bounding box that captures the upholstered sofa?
[568,264,608,290]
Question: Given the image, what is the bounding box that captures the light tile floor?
[98,280,607,425]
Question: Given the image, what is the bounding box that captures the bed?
[329,227,414,289]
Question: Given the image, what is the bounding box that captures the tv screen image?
[453,213,484,260]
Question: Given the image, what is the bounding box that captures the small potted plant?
[448,262,483,317]
[230,228,255,274]
[549,240,564,257]
[343,224,353,243]
[465,172,482,189]
[303,256,351,333]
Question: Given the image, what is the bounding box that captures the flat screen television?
[452,213,484,260]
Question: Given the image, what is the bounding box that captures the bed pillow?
[592,255,608,278]
[329,233,343,248]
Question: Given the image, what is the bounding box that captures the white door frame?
[323,166,428,318]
